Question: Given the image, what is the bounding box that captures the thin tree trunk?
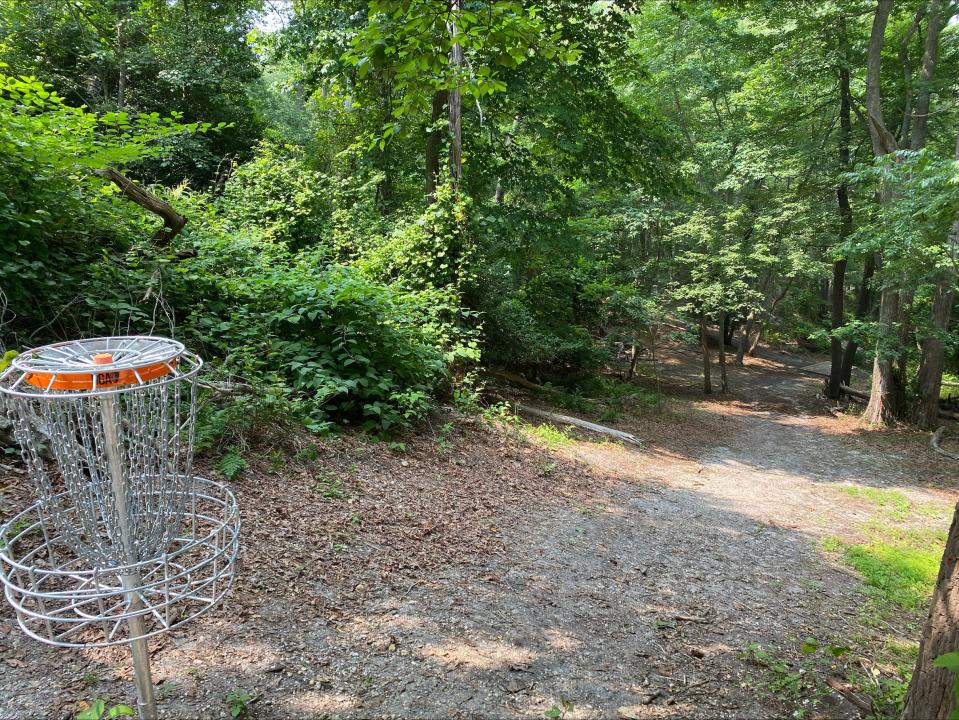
[898,5,927,146]
[736,313,755,365]
[718,311,729,393]
[915,281,955,428]
[840,253,876,385]
[828,259,848,399]
[864,283,901,424]
[700,317,712,395]
[863,0,901,424]
[425,90,448,200]
[447,0,463,184]
[902,503,959,719]
[829,50,854,400]
[911,0,943,151]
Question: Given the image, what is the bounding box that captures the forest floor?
[0,342,957,719]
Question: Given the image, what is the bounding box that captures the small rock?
[265,662,285,673]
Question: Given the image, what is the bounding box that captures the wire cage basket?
[0,336,241,718]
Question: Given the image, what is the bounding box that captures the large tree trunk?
[902,503,959,720]
[829,51,854,400]
[700,317,712,395]
[425,90,448,200]
[447,0,463,184]
[863,0,901,424]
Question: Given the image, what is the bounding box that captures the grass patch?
[524,422,576,449]
[819,520,945,716]
[837,485,912,521]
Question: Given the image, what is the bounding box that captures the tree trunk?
[915,280,955,429]
[425,90,448,200]
[911,0,943,151]
[447,0,463,184]
[840,253,876,385]
[829,51,854,400]
[828,259,847,399]
[863,283,901,424]
[863,0,901,424]
[902,503,959,720]
[916,129,959,427]
[700,317,712,395]
[898,5,927,147]
[722,313,734,347]
[718,311,729,393]
[736,313,755,366]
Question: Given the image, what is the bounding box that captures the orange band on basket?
[24,359,176,391]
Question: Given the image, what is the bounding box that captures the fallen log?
[484,369,600,405]
[932,426,959,461]
[839,384,870,401]
[516,404,643,447]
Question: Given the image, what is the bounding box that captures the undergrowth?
[815,485,950,718]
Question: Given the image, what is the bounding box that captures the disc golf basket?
[0,336,240,719]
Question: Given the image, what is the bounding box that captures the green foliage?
[75,699,135,720]
[218,448,247,481]
[226,689,252,719]
[933,653,959,720]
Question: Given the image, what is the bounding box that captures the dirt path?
[0,346,955,719]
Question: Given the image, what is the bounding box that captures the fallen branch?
[516,403,643,447]
[485,369,600,405]
[826,676,874,716]
[839,384,869,401]
[932,426,959,461]
[93,167,186,245]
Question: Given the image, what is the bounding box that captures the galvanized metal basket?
[0,336,240,719]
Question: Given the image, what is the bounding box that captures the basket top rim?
[0,336,200,397]
[11,336,185,375]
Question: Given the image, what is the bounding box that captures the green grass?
[524,422,576,449]
[818,496,949,717]
[837,485,913,520]
[842,531,943,612]
[836,484,949,522]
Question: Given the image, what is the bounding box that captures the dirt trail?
[0,346,955,719]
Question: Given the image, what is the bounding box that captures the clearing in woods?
[0,342,955,719]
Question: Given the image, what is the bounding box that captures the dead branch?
[826,676,874,716]
[515,403,643,447]
[93,167,186,245]
[932,426,959,460]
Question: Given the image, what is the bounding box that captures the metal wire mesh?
[0,337,201,568]
[0,336,240,654]
[0,477,239,648]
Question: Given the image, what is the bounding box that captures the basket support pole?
[100,395,157,720]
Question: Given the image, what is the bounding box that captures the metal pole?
[100,392,157,720]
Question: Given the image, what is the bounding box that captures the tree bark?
[915,280,955,429]
[864,282,901,424]
[863,0,902,424]
[718,311,729,393]
[447,0,463,184]
[911,0,943,151]
[902,503,959,719]
[425,90,448,200]
[829,51,854,400]
[700,317,712,395]
[898,5,927,147]
[93,167,186,244]
[840,253,876,385]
